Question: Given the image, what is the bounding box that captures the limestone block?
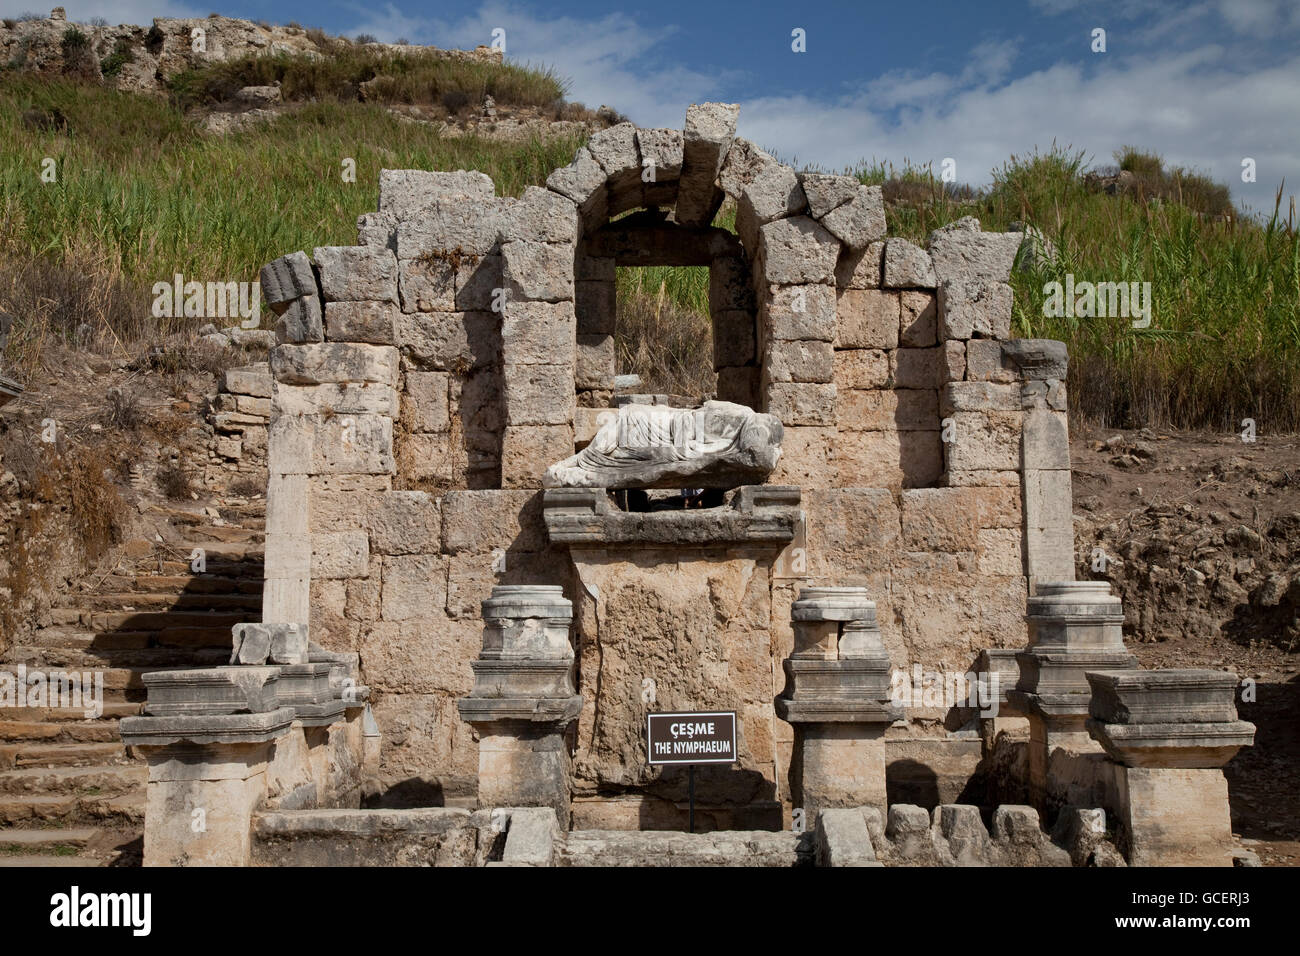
[576,255,616,283]
[504,364,575,426]
[1118,766,1236,866]
[835,241,885,290]
[943,411,1022,471]
[763,339,834,383]
[893,347,941,389]
[901,488,982,551]
[400,431,454,484]
[502,426,576,489]
[455,254,503,312]
[272,343,399,387]
[833,349,889,389]
[716,366,759,408]
[978,527,1024,577]
[758,217,838,285]
[576,334,615,390]
[394,200,508,259]
[1022,408,1071,470]
[836,429,942,490]
[276,295,324,344]
[504,299,576,366]
[311,531,370,579]
[713,311,756,369]
[835,289,899,349]
[941,340,966,383]
[709,255,757,313]
[261,251,317,309]
[576,279,616,335]
[964,339,1017,383]
[765,382,836,426]
[1024,469,1075,582]
[225,365,273,398]
[324,300,398,345]
[936,804,993,865]
[635,127,684,181]
[273,382,399,418]
[356,211,398,250]
[793,725,888,817]
[585,123,639,196]
[366,490,441,555]
[941,381,1020,414]
[378,169,495,218]
[769,425,836,487]
[545,147,607,223]
[500,186,579,245]
[760,284,835,342]
[820,185,886,250]
[1003,338,1069,380]
[837,388,938,431]
[799,173,860,219]
[441,490,546,555]
[927,217,1024,284]
[899,291,937,347]
[312,414,396,475]
[313,245,398,304]
[938,279,1013,340]
[883,238,937,289]
[503,241,574,303]
[677,102,739,226]
[397,311,498,371]
[403,372,450,433]
[381,554,450,622]
[397,255,455,313]
[360,619,476,696]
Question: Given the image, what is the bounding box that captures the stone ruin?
[118,103,1256,866]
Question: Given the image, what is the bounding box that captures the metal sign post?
[646,711,737,833]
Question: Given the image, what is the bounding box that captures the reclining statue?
[544,400,783,489]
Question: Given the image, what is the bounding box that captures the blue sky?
[13,0,1300,216]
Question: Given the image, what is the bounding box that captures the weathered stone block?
[901,488,981,552]
[883,238,937,289]
[404,372,450,432]
[324,301,399,345]
[716,366,759,408]
[833,349,889,389]
[313,246,398,304]
[941,381,1020,413]
[763,339,834,383]
[709,255,756,313]
[261,251,317,308]
[940,340,966,382]
[500,186,579,244]
[576,334,615,390]
[964,339,1017,383]
[836,289,899,349]
[835,241,884,290]
[381,554,450,622]
[271,343,399,387]
[799,173,860,219]
[820,186,886,250]
[503,300,576,365]
[576,279,616,335]
[899,291,937,347]
[273,382,399,418]
[938,278,1013,340]
[546,147,607,223]
[378,169,495,218]
[397,255,456,313]
[943,411,1022,472]
[503,241,574,303]
[759,217,839,285]
[502,426,576,490]
[927,217,1023,283]
[677,102,739,227]
[441,490,546,554]
[713,311,756,369]
[311,531,370,579]
[765,382,836,426]
[837,388,938,431]
[761,284,835,341]
[454,255,503,312]
[394,199,508,258]
[398,311,498,371]
[504,364,575,426]
[276,295,324,344]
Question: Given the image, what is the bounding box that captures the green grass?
[0,73,586,370]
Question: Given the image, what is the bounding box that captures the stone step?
[0,704,141,722]
[0,854,100,867]
[0,720,122,743]
[251,808,482,866]
[87,609,250,632]
[556,830,814,867]
[7,646,230,671]
[0,764,145,797]
[77,592,263,612]
[133,574,263,594]
[80,790,146,827]
[1,742,128,770]
[0,827,99,849]
[154,558,264,577]
[0,794,79,825]
[29,626,239,651]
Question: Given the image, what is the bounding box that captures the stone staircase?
[555,829,815,867]
[0,498,265,866]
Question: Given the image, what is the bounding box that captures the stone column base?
[1117,766,1235,866]
[476,720,574,821]
[789,723,888,820]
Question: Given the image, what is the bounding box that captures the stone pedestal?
[458,585,582,820]
[776,587,900,819]
[1086,669,1255,866]
[1006,581,1136,814]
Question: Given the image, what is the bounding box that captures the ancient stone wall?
[256,103,1071,815]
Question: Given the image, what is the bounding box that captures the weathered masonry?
[118,103,1253,866]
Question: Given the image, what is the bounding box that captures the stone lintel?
[458,695,583,726]
[120,706,298,748]
[776,698,901,725]
[1085,719,1256,769]
[584,215,743,266]
[1085,668,1245,725]
[543,485,801,546]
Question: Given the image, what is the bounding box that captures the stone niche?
[258,101,1054,825]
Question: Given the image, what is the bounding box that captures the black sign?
[646,711,737,765]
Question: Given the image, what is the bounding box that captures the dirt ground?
[1071,421,1299,866]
